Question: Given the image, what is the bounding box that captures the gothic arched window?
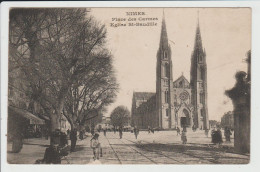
[199,55,202,62]
[200,92,204,104]
[165,63,170,78]
[165,90,169,103]
[164,51,167,59]
[200,67,204,80]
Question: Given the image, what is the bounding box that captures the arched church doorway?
[180,109,190,127]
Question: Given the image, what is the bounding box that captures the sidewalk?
[7,137,49,164]
[7,133,113,164]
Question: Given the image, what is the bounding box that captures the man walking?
[134,126,139,139]
[119,126,123,139]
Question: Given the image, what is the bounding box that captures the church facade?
[131,14,209,130]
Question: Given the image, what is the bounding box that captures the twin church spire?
[159,11,169,50]
[159,11,205,56]
[156,11,208,130]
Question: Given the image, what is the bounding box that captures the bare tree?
[9,8,118,132]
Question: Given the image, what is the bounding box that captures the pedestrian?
[183,126,187,132]
[70,128,77,152]
[211,127,217,143]
[211,127,223,145]
[42,143,62,164]
[205,128,209,137]
[113,127,116,134]
[224,127,232,142]
[148,126,151,133]
[103,128,107,136]
[134,126,139,139]
[90,133,102,161]
[151,128,154,134]
[91,128,95,136]
[119,126,123,139]
[176,127,181,136]
[79,130,84,140]
[216,128,223,145]
[181,129,187,144]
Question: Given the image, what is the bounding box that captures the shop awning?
[39,114,50,121]
[9,106,45,125]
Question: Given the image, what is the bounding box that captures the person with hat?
[90,133,102,160]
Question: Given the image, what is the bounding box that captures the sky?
[90,8,251,121]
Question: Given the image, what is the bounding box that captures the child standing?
[90,133,102,160]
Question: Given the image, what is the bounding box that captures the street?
[7,129,249,164]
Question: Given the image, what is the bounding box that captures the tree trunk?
[50,114,61,132]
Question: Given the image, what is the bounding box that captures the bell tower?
[190,19,209,130]
[156,13,175,129]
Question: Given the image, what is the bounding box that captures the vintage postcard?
[1,4,254,168]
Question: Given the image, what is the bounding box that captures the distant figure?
[91,128,95,136]
[176,127,181,136]
[181,130,187,144]
[205,128,209,137]
[211,127,223,145]
[224,127,232,142]
[103,128,107,136]
[113,127,116,134]
[79,130,84,140]
[151,128,154,134]
[134,126,139,139]
[148,126,151,133]
[90,133,102,161]
[70,128,77,152]
[183,126,187,132]
[119,126,123,139]
[216,128,223,145]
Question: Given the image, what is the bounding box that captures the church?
[131,13,209,130]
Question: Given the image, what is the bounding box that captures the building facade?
[132,14,209,130]
[221,111,234,129]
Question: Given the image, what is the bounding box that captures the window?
[164,51,167,59]
[200,109,204,118]
[200,92,204,104]
[166,109,169,117]
[199,55,202,62]
[179,81,183,87]
[200,67,204,80]
[165,90,169,103]
[164,63,170,78]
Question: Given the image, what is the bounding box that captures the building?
[131,13,209,130]
[221,111,234,129]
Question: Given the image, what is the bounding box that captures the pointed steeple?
[159,11,168,49]
[194,17,203,52]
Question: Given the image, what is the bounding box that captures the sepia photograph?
[3,6,252,165]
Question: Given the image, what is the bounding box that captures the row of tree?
[9,8,119,136]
